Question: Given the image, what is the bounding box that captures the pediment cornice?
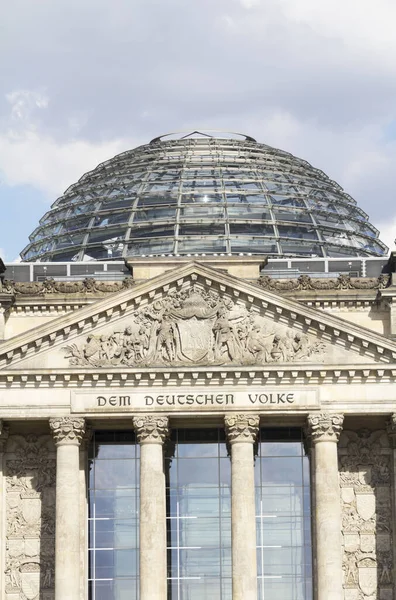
[1,261,396,370]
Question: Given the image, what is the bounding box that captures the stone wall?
[339,429,393,600]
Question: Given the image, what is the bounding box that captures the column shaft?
[225,414,259,600]
[315,441,343,600]
[231,442,257,600]
[50,417,85,600]
[307,413,344,600]
[0,421,9,598]
[140,443,167,598]
[133,415,169,600]
[55,444,80,599]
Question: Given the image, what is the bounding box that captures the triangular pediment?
[1,261,396,373]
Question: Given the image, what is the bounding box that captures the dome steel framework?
[21,132,388,262]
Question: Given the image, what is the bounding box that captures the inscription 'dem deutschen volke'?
[71,390,319,412]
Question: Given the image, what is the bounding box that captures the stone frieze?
[63,285,327,367]
[0,276,134,296]
[257,273,390,293]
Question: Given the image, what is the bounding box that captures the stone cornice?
[1,363,396,387]
[1,261,396,369]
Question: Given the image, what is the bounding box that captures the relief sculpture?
[64,284,326,367]
[339,429,393,600]
[5,435,56,600]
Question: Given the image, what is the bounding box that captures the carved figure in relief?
[6,559,21,588]
[213,307,241,362]
[156,316,177,362]
[344,553,358,585]
[245,325,273,362]
[293,333,310,360]
[64,283,328,367]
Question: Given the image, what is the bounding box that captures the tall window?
[255,428,312,600]
[88,431,140,600]
[166,428,232,600]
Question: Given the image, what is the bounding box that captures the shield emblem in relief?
[20,564,40,600]
[355,492,375,521]
[22,498,41,525]
[176,317,214,362]
[358,566,377,596]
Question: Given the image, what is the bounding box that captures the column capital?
[133,415,169,444]
[306,412,344,443]
[224,413,260,444]
[0,419,9,451]
[49,417,86,446]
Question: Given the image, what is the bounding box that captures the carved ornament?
[49,417,85,446]
[257,273,390,292]
[339,429,393,598]
[1,276,134,296]
[5,434,55,597]
[133,416,169,444]
[386,413,396,448]
[0,418,9,451]
[224,414,260,444]
[64,284,327,368]
[306,412,344,443]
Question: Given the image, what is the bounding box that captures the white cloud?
[0,0,395,256]
[0,129,130,198]
[374,217,396,253]
[6,90,49,123]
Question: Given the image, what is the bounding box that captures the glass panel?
[87,228,127,244]
[100,197,135,211]
[178,239,227,253]
[179,223,226,236]
[88,432,139,598]
[137,194,178,207]
[229,223,275,236]
[93,213,129,227]
[273,209,312,224]
[180,205,225,219]
[133,207,177,221]
[256,429,312,600]
[181,193,223,204]
[277,225,318,240]
[227,205,271,220]
[230,238,278,254]
[130,225,175,239]
[127,239,174,255]
[167,429,231,599]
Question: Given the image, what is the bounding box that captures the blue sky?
[1,0,396,261]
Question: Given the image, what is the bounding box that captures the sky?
[1,0,396,262]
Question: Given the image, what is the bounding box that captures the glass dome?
[20,131,388,261]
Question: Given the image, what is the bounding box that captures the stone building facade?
[1,255,396,600]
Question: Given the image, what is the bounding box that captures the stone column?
[0,420,9,597]
[133,415,169,600]
[225,413,260,600]
[49,417,85,600]
[306,413,344,600]
[80,427,92,600]
[386,414,396,592]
